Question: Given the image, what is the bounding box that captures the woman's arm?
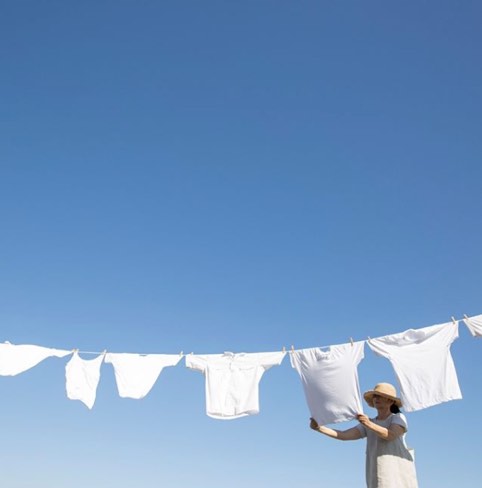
[310,418,362,441]
[356,414,405,441]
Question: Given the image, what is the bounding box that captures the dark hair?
[390,404,401,414]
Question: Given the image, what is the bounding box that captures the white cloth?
[186,351,286,419]
[65,352,104,409]
[463,314,482,337]
[105,353,182,399]
[368,322,462,411]
[357,413,418,488]
[290,341,364,425]
[0,342,71,376]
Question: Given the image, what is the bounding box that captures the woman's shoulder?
[390,412,408,429]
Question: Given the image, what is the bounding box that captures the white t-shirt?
[290,341,364,425]
[463,314,482,337]
[105,353,182,399]
[0,342,71,376]
[65,352,104,409]
[185,351,286,419]
[368,322,462,411]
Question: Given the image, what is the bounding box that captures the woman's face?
[372,394,394,409]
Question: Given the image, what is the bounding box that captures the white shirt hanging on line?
[463,314,482,337]
[65,351,104,409]
[185,351,286,419]
[0,342,71,376]
[290,341,365,425]
[104,352,182,399]
[368,321,462,412]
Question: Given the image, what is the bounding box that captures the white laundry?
[368,322,462,412]
[463,314,482,337]
[0,342,71,376]
[104,353,182,399]
[290,341,364,425]
[65,352,104,409]
[185,351,286,419]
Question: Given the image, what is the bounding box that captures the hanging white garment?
[368,322,462,412]
[104,353,182,399]
[65,351,104,409]
[463,314,482,337]
[290,341,364,425]
[0,342,71,376]
[186,351,286,419]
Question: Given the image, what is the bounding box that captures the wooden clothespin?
[282,346,286,353]
[463,314,470,321]
[291,344,295,353]
[179,350,184,356]
[451,316,457,326]
[367,336,371,341]
[350,337,354,347]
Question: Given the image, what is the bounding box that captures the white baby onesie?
[104,353,182,399]
[290,341,364,425]
[185,351,286,419]
[65,351,104,409]
[0,342,71,376]
[463,314,482,337]
[368,322,462,411]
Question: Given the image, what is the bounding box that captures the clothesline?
[67,313,470,357]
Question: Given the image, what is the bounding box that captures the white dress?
[356,413,418,488]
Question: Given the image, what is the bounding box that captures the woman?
[310,382,418,488]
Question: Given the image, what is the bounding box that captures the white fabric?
[65,352,104,409]
[186,351,286,419]
[0,342,71,376]
[357,413,418,488]
[463,314,482,337]
[105,353,182,399]
[368,322,462,412]
[290,341,364,425]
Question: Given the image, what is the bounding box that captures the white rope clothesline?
[49,313,474,357]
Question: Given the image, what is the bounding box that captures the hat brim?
[364,390,402,408]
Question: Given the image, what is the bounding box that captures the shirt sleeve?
[356,423,367,438]
[158,354,183,368]
[463,314,482,337]
[390,413,408,432]
[258,351,286,370]
[185,354,207,373]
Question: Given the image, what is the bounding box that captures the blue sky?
[1,1,481,487]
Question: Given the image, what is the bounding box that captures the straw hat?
[363,383,402,408]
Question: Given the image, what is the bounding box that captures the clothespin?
[282,346,286,353]
[291,344,295,353]
[72,348,79,354]
[451,316,457,326]
[350,337,354,347]
[102,349,107,355]
[179,350,184,356]
[463,314,470,321]
[367,336,371,341]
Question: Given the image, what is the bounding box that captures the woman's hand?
[310,417,363,441]
[310,417,321,431]
[356,413,370,426]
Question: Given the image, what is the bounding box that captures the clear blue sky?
[1,1,481,487]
